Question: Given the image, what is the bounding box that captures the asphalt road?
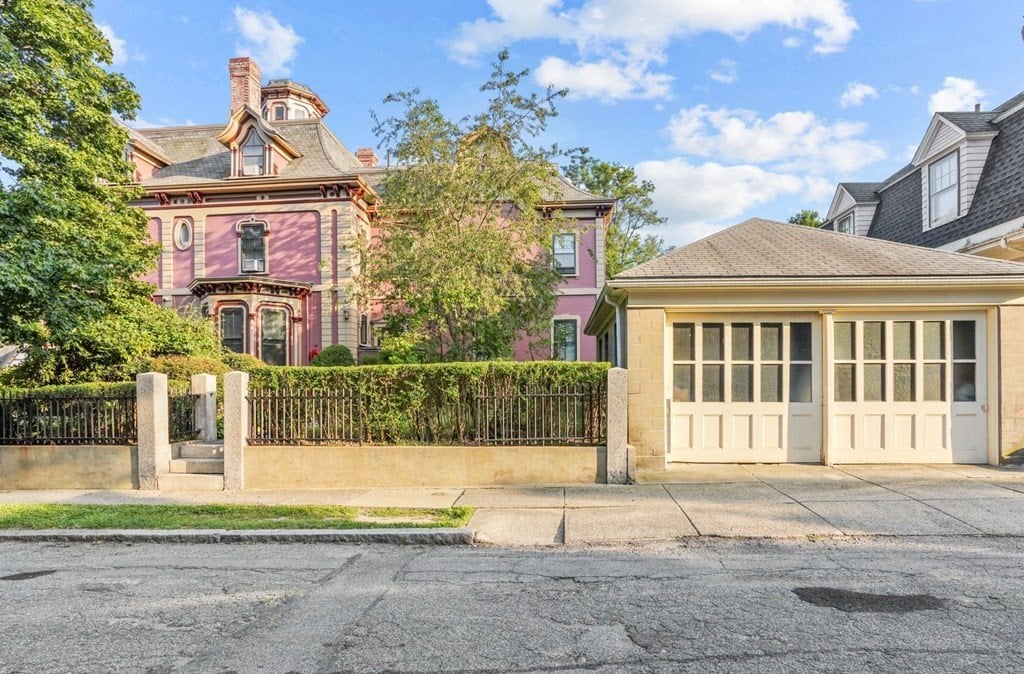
[1,538,1022,673]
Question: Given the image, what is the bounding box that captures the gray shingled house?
[585,218,1024,468]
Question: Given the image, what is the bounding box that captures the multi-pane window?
[219,307,245,354]
[553,233,577,275]
[837,213,853,235]
[553,319,578,361]
[240,222,266,273]
[273,106,286,121]
[240,129,266,176]
[260,309,288,366]
[929,151,958,224]
[831,318,975,404]
[671,321,814,404]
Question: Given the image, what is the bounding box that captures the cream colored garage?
[585,219,1024,468]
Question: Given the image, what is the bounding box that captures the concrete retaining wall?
[0,445,138,490]
[244,445,606,488]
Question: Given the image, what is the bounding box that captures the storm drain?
[1,570,57,581]
[793,587,944,613]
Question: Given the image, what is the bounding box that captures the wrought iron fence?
[474,382,606,446]
[247,380,606,447]
[168,393,201,443]
[0,391,137,445]
[248,387,361,445]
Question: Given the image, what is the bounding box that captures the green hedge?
[0,381,136,397]
[246,361,609,445]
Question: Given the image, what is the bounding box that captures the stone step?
[168,458,224,475]
[157,473,224,491]
[176,442,224,459]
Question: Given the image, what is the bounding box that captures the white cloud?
[535,57,672,100]
[666,104,887,174]
[708,59,738,84]
[782,36,802,48]
[450,0,858,100]
[928,76,987,114]
[98,23,130,66]
[232,6,302,76]
[635,159,828,242]
[839,82,878,108]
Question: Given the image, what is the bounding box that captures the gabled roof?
[936,111,998,134]
[615,218,1024,280]
[838,182,883,203]
[135,117,363,188]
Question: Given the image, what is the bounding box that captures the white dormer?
[826,184,880,237]
[912,113,997,231]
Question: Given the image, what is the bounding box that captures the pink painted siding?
[204,211,320,281]
[172,217,194,289]
[513,294,598,362]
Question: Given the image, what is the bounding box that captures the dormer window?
[240,129,266,176]
[273,106,286,121]
[837,213,853,235]
[929,151,959,225]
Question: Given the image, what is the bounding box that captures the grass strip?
[0,504,474,530]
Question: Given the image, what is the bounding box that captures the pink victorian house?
[127,57,611,365]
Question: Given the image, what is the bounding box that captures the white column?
[223,371,249,490]
[136,372,170,490]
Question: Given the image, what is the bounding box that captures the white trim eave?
[912,115,966,166]
[939,216,1024,253]
[608,276,1024,291]
[826,185,853,220]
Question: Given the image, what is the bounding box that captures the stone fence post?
[137,372,169,490]
[190,374,218,443]
[606,367,632,484]
[223,371,249,490]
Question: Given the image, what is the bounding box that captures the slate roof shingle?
[839,182,883,203]
[615,218,1024,280]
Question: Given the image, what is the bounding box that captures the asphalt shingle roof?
[136,118,362,187]
[616,218,1024,280]
[937,111,998,133]
[838,182,883,203]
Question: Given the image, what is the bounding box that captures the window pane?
[924,363,946,401]
[834,363,856,402]
[894,322,914,360]
[953,321,975,360]
[553,320,577,361]
[790,363,812,402]
[702,364,723,402]
[790,323,812,361]
[260,311,288,366]
[863,322,885,360]
[761,323,782,361]
[929,153,958,191]
[732,364,753,402]
[923,321,945,360]
[761,364,782,403]
[864,363,885,402]
[673,323,694,361]
[894,363,915,402]
[930,187,958,223]
[732,323,753,361]
[953,363,977,402]
[220,309,245,354]
[703,324,723,360]
[553,234,576,274]
[835,322,855,360]
[673,364,694,403]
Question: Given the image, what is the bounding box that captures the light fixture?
[343,309,351,320]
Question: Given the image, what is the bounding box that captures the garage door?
[667,316,822,463]
[828,314,988,464]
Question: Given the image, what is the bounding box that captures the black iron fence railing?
[0,391,137,445]
[246,382,606,447]
[168,393,201,444]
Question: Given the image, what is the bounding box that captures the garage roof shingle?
[616,218,1024,280]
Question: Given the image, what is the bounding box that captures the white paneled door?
[667,315,822,463]
[828,313,988,464]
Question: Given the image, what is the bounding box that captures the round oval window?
[173,220,193,250]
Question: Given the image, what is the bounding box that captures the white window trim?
[551,315,580,362]
[235,216,270,275]
[553,232,579,278]
[836,211,854,235]
[925,149,960,230]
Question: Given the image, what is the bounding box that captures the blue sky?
[93,0,1024,246]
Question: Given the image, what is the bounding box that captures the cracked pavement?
[2,537,1024,672]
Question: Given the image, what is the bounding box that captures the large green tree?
[358,50,571,361]
[0,0,213,383]
[788,209,823,227]
[564,151,670,277]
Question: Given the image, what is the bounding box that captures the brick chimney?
[228,57,262,115]
[355,147,379,168]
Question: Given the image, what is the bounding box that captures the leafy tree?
[564,151,670,277]
[358,50,571,361]
[0,0,160,378]
[788,209,823,227]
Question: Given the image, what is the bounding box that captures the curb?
[0,527,475,545]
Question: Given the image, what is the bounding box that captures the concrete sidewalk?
[3,464,1024,545]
